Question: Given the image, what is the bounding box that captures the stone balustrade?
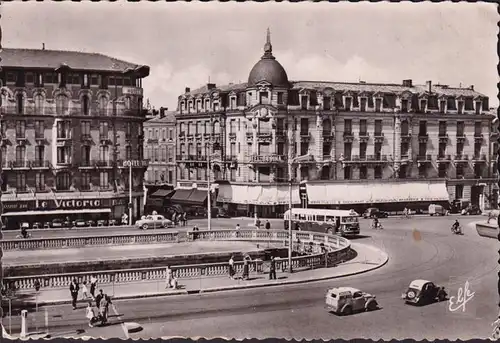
[2,229,353,291]
[475,222,498,239]
[1,232,180,251]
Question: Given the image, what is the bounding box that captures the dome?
[247,29,289,88]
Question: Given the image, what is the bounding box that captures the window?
[374,120,382,136]
[419,121,427,136]
[57,121,71,139]
[374,166,382,179]
[126,146,132,160]
[456,142,464,156]
[323,96,331,110]
[57,147,71,164]
[56,95,69,115]
[169,129,173,140]
[301,96,308,109]
[35,120,44,139]
[168,147,173,162]
[457,121,465,136]
[374,143,382,160]
[419,142,427,157]
[401,142,409,158]
[15,145,25,163]
[474,142,481,158]
[81,121,91,137]
[6,72,16,83]
[360,97,367,112]
[456,164,464,178]
[82,95,90,115]
[16,173,26,191]
[438,163,447,178]
[455,185,464,199]
[1,146,6,165]
[439,121,447,136]
[401,99,409,113]
[375,98,382,112]
[439,142,446,158]
[81,173,91,190]
[418,164,427,178]
[35,145,44,163]
[81,146,91,165]
[344,166,352,180]
[344,119,352,134]
[474,121,482,136]
[34,94,44,114]
[16,121,26,138]
[474,164,483,178]
[16,93,24,114]
[56,172,71,190]
[401,120,409,136]
[99,172,109,188]
[323,142,331,157]
[35,173,45,191]
[359,166,367,179]
[398,165,407,179]
[344,97,352,111]
[344,142,352,159]
[300,118,308,135]
[99,122,109,139]
[360,142,367,159]
[458,101,464,114]
[277,92,284,105]
[439,100,446,113]
[359,119,367,135]
[99,145,109,162]
[99,96,108,116]
[300,142,309,156]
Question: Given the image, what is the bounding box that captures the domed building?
[173,30,496,218]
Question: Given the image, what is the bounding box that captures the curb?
[17,249,389,307]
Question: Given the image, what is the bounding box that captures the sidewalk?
[8,242,388,306]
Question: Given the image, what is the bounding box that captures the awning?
[170,189,194,203]
[169,189,208,206]
[1,208,112,217]
[186,189,208,205]
[150,189,175,198]
[217,184,300,205]
[306,181,450,205]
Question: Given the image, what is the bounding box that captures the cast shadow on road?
[348,235,372,240]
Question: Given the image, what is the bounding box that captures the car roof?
[330,287,361,294]
[409,279,431,289]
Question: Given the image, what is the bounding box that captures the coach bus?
[283,208,360,237]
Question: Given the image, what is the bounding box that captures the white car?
[325,286,378,315]
[135,215,174,230]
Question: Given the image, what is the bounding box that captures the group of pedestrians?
[228,254,277,281]
[171,212,188,226]
[69,276,112,327]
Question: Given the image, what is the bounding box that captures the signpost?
[122,160,149,226]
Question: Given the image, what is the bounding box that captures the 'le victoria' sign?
[35,198,102,210]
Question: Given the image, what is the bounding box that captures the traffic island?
[475,221,498,238]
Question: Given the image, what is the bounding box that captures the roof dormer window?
[419,99,427,113]
[344,96,352,111]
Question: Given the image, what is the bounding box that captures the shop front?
[1,194,144,230]
[217,184,301,218]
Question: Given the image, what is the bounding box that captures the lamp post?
[207,149,211,231]
[288,158,293,273]
[129,161,133,226]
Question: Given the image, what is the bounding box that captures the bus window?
[343,216,358,223]
[298,214,306,220]
[325,216,335,222]
[317,215,325,222]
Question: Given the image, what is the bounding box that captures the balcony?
[95,160,113,168]
[358,132,369,143]
[438,134,448,143]
[401,133,411,143]
[81,134,92,143]
[299,131,310,142]
[322,131,334,143]
[35,135,46,144]
[373,132,384,143]
[343,132,354,143]
[418,134,429,143]
[99,135,111,144]
[472,154,487,163]
[9,160,30,169]
[227,133,237,142]
[79,160,94,169]
[276,131,287,143]
[474,133,483,142]
[15,136,28,145]
[55,160,73,167]
[454,154,469,163]
[437,154,452,163]
[147,138,159,144]
[248,154,287,164]
[31,160,51,169]
[417,154,432,163]
[456,133,466,143]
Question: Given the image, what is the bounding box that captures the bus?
[283,208,360,237]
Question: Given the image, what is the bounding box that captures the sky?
[2,2,498,111]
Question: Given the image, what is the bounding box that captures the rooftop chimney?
[359,80,366,84]
[160,107,165,118]
[185,87,190,93]
[426,80,432,93]
[402,79,412,87]
[470,85,474,91]
[42,43,45,50]
[207,83,216,90]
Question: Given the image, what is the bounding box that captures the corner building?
[0,48,149,228]
[175,31,496,217]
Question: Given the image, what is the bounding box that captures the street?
[3,215,496,340]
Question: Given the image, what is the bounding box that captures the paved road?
[4,216,496,340]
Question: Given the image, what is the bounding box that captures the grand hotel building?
[174,32,496,217]
[0,48,149,228]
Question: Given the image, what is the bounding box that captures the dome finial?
[263,27,274,59]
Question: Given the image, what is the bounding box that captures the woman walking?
[242,257,250,280]
[165,266,173,289]
[228,256,235,280]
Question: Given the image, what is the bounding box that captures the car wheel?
[366,301,378,311]
[142,224,149,230]
[437,291,446,302]
[342,306,353,316]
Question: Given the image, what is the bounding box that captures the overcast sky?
[2,2,498,110]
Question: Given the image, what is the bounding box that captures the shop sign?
[111,198,129,207]
[35,198,102,210]
[2,201,33,212]
[122,87,143,96]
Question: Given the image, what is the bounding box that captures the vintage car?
[73,219,89,228]
[363,208,389,219]
[401,279,447,305]
[135,214,174,230]
[325,287,378,315]
[50,219,65,228]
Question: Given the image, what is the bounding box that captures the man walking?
[265,220,271,230]
[69,279,79,310]
[89,275,98,299]
[269,256,277,280]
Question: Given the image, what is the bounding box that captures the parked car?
[97,219,108,226]
[325,287,378,315]
[108,219,118,226]
[87,220,96,227]
[462,205,482,215]
[428,204,448,216]
[363,208,389,219]
[50,219,64,228]
[32,222,42,230]
[401,279,447,305]
[73,219,89,228]
[135,214,174,230]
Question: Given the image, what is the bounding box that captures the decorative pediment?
[298,88,309,95]
[358,90,370,98]
[52,87,72,99]
[343,90,355,97]
[372,91,384,98]
[77,89,91,98]
[323,87,335,96]
[203,94,211,99]
[210,91,220,99]
[96,89,111,100]
[418,92,429,99]
[437,93,447,99]
[456,95,465,101]
[400,90,413,99]
[245,104,277,120]
[473,95,483,101]
[229,91,237,97]
[0,87,13,100]
[196,94,204,99]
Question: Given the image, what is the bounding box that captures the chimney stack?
[426,80,432,93]
[470,85,474,91]
[42,43,45,50]
[185,87,190,93]
[402,79,412,87]
[160,107,165,118]
[207,83,216,90]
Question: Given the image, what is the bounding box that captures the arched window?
[99,95,108,116]
[82,95,90,115]
[34,94,44,115]
[401,120,409,136]
[56,172,71,191]
[213,120,220,134]
[323,118,332,135]
[56,94,69,115]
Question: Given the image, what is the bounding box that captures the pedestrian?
[81,280,90,300]
[265,220,271,230]
[86,302,96,328]
[69,279,79,310]
[95,289,104,310]
[242,258,250,280]
[165,266,173,289]
[235,224,240,237]
[228,255,235,280]
[89,275,97,299]
[269,256,277,280]
[183,212,188,226]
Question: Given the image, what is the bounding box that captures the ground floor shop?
[1,192,144,230]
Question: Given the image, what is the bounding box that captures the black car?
[363,208,389,219]
[402,279,447,305]
[462,205,482,215]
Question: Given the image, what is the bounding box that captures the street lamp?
[207,149,212,231]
